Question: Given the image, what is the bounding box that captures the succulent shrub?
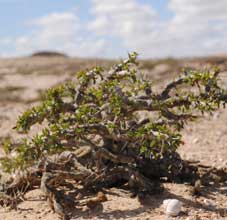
[0,52,226,177]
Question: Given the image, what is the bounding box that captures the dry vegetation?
[0,54,226,220]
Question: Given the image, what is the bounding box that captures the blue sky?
[0,0,171,36]
[0,0,88,36]
[0,0,227,58]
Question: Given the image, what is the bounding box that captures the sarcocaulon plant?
[0,52,227,198]
[1,52,227,174]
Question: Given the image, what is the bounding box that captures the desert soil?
[0,56,226,220]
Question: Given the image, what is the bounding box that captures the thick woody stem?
[95,148,135,164]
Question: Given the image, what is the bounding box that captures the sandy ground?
[0,56,226,220]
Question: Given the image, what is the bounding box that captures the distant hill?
[31,51,68,58]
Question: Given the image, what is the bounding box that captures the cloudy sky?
[0,0,227,58]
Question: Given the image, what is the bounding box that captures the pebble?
[219,158,224,162]
[163,199,182,217]
[75,192,83,200]
[192,138,199,144]
[203,198,215,207]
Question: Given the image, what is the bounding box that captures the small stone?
[163,199,182,217]
[192,138,199,144]
[203,198,215,207]
[82,206,89,212]
[75,192,83,200]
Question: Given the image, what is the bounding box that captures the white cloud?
[165,0,227,56]
[90,0,157,36]
[89,0,159,56]
[169,0,227,21]
[1,0,227,58]
[15,13,80,55]
[89,0,227,58]
[13,12,113,58]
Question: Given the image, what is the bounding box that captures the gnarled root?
[84,165,163,202]
[41,172,71,220]
[1,149,227,219]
